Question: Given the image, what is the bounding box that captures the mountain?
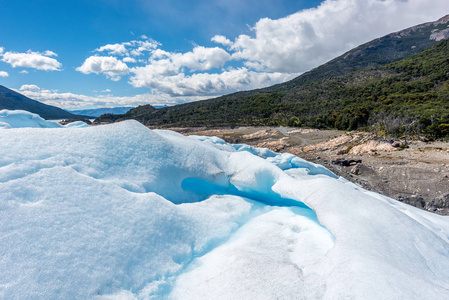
[96,15,449,138]
[261,14,449,93]
[0,85,84,120]
[95,104,157,124]
[70,107,134,118]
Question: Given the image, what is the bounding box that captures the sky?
[0,0,448,110]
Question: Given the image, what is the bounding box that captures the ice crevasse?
[0,111,449,299]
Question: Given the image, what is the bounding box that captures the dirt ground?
[164,126,449,215]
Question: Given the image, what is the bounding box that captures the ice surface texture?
[0,109,88,128]
[1,113,449,299]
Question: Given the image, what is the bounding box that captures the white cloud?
[76,56,129,81]
[130,66,293,96]
[151,49,171,59]
[211,35,233,47]
[0,71,8,77]
[20,84,40,91]
[101,89,111,93]
[170,46,231,71]
[1,50,62,71]
[15,85,195,109]
[127,44,289,96]
[20,70,29,74]
[129,40,159,56]
[122,57,136,63]
[94,38,160,57]
[226,0,449,73]
[95,43,128,56]
[139,46,231,77]
[43,50,57,57]
[0,47,4,54]
[82,44,232,85]
[75,0,449,104]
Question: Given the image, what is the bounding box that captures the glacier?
[1,110,449,299]
[0,109,89,128]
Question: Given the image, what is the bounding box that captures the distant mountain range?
[0,85,85,120]
[70,107,134,118]
[97,15,449,138]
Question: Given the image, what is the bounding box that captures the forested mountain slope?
[97,16,449,138]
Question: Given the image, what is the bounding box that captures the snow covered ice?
[1,110,449,299]
[0,109,88,128]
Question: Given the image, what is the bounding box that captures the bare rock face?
[430,28,449,41]
[349,140,395,154]
[431,194,449,213]
[350,164,361,175]
[398,194,449,215]
[391,14,449,39]
[303,135,354,152]
[434,14,449,25]
[242,129,280,140]
[286,128,318,134]
[255,137,290,152]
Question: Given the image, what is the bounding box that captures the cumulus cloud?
[76,56,129,81]
[226,0,449,73]
[43,50,57,57]
[81,43,233,86]
[170,46,231,71]
[20,84,40,91]
[127,44,292,96]
[125,41,293,97]
[1,50,62,71]
[141,46,232,76]
[0,71,8,77]
[122,57,136,63]
[95,43,128,56]
[74,0,449,104]
[78,37,164,80]
[129,40,159,56]
[94,38,160,57]
[151,49,171,60]
[130,66,293,96]
[20,70,29,74]
[211,35,233,47]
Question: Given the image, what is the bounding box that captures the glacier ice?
[0,111,449,299]
[0,109,88,128]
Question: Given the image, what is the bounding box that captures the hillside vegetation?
[261,14,449,93]
[97,38,449,139]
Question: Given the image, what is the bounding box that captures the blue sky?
[0,0,448,109]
